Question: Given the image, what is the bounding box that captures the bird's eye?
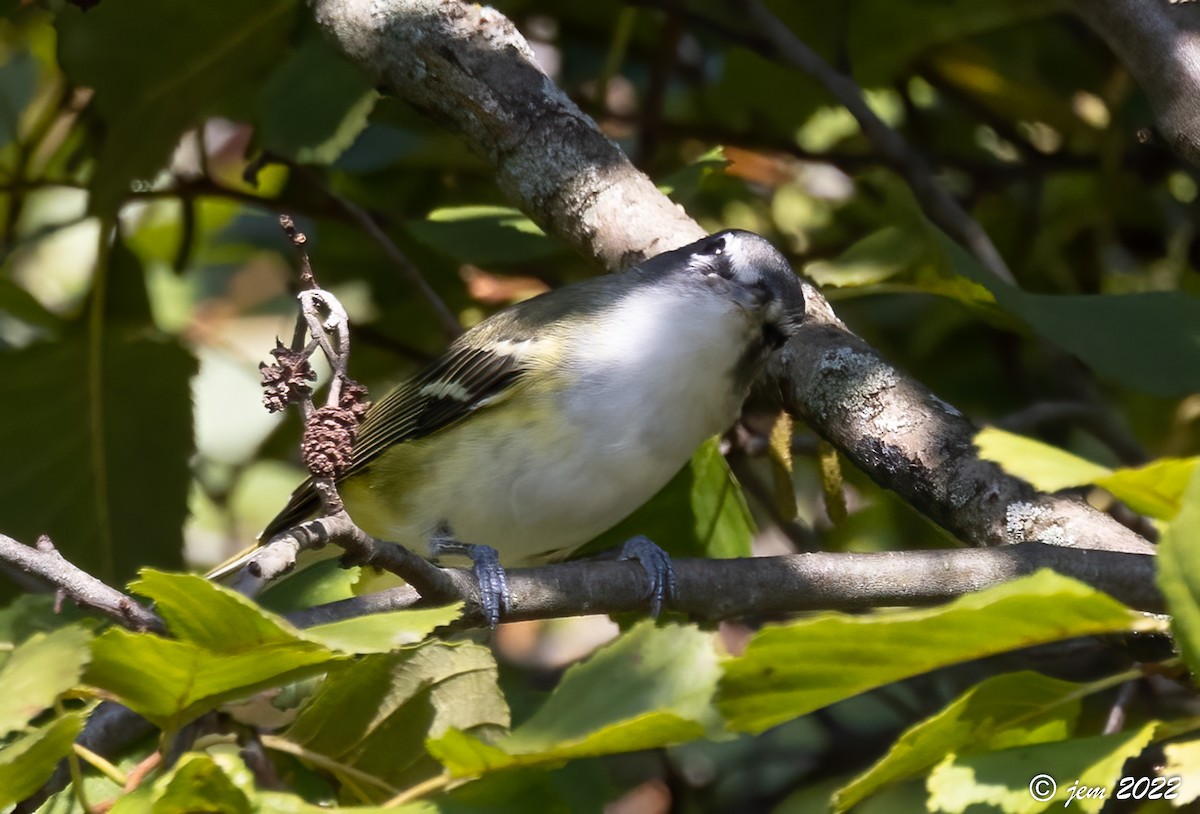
[700,236,726,256]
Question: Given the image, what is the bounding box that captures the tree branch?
[309,0,1154,557]
[1071,0,1200,169]
[284,543,1163,629]
[309,0,706,270]
[768,301,1156,555]
[0,533,165,634]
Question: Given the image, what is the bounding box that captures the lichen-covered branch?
[769,298,1156,555]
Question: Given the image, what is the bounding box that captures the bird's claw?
[429,534,510,628]
[618,535,676,618]
[469,544,511,628]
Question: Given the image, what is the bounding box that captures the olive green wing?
[257,341,533,542]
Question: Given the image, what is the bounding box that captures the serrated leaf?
[0,712,85,808]
[302,603,463,653]
[430,713,706,778]
[83,572,357,728]
[0,329,195,584]
[1161,738,1200,806]
[57,0,295,213]
[84,626,336,730]
[926,722,1157,813]
[717,571,1150,733]
[834,671,1085,812]
[286,641,507,796]
[111,753,253,814]
[132,570,311,651]
[1157,468,1200,678]
[429,621,720,777]
[1096,458,1198,520]
[0,625,92,736]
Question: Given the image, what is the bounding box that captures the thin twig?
[0,533,166,634]
[737,0,1016,286]
[295,166,463,340]
[239,511,459,605]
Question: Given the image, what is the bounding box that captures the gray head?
[671,229,806,348]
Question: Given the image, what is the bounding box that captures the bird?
[213,229,805,624]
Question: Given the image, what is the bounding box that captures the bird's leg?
[606,535,677,618]
[428,525,510,627]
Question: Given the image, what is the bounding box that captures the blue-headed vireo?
[216,230,805,623]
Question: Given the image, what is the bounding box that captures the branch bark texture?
[285,543,1164,629]
[312,0,704,269]
[1072,0,1200,169]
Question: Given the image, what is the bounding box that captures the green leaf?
[938,230,1200,397]
[1157,468,1200,678]
[84,626,336,730]
[430,621,720,777]
[926,722,1157,813]
[834,671,1086,812]
[1007,289,1200,398]
[1161,738,1200,806]
[0,625,92,736]
[975,427,1111,492]
[286,640,508,795]
[257,792,434,814]
[57,0,296,214]
[1096,458,1198,521]
[302,603,463,653]
[976,427,1197,520]
[717,571,1152,733]
[0,329,195,584]
[405,206,561,266]
[0,711,85,808]
[107,752,253,814]
[805,226,926,289]
[257,30,377,165]
[84,572,355,728]
[589,439,755,559]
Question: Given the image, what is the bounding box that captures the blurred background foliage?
[1,0,1199,810]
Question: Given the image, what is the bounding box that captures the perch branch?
[284,543,1164,629]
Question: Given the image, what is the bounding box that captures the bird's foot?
[617,535,677,618]
[429,535,510,627]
